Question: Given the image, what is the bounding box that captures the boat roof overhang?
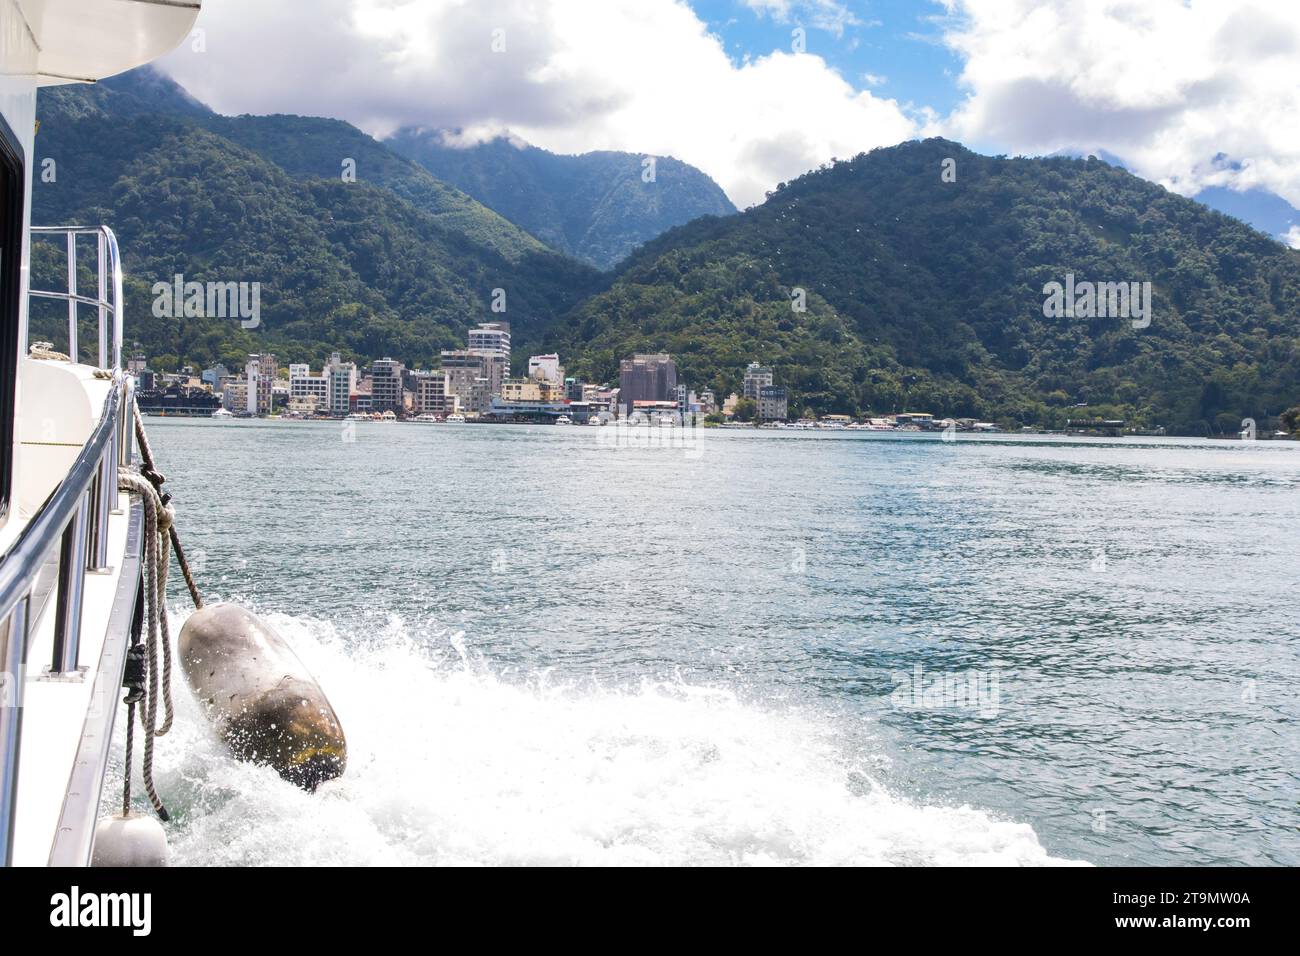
[18,0,201,86]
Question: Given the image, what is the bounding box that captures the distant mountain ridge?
[45,68,550,265]
[31,69,1300,434]
[39,66,213,121]
[386,130,737,269]
[31,68,602,372]
[1049,147,1300,249]
[546,139,1300,435]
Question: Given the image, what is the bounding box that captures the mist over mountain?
[30,69,1300,434]
[31,68,602,372]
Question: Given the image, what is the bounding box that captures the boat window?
[0,115,22,516]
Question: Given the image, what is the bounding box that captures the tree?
[733,397,757,422]
[1281,405,1300,434]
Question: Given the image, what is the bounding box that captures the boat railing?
[27,225,124,374]
[0,225,135,865]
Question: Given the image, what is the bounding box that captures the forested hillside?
[387,130,737,269]
[546,139,1300,434]
[31,68,1300,433]
[31,69,601,373]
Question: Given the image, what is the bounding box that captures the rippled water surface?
[137,420,1299,866]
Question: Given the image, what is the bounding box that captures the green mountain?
[203,114,549,264]
[35,64,213,121]
[546,139,1300,435]
[30,68,601,373]
[386,130,737,270]
[30,69,1299,434]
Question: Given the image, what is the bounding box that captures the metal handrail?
[0,382,128,868]
[27,225,124,373]
[0,383,128,865]
[0,222,135,864]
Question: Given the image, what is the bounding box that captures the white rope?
[118,467,175,819]
[28,340,71,361]
[113,403,204,821]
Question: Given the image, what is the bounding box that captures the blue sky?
[694,0,965,116]
[687,0,1300,242]
[164,0,1300,245]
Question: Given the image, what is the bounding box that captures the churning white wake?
[137,607,1081,866]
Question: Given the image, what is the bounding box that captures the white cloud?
[1283,225,1300,249]
[158,0,916,208]
[936,0,1300,208]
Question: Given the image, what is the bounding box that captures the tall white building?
[244,353,277,415]
[468,322,510,397]
[326,352,357,416]
[468,321,511,361]
[467,325,506,358]
[244,357,260,415]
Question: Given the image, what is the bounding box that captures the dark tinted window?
[0,115,23,514]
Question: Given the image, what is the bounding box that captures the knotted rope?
[115,402,204,821]
[28,340,71,362]
[118,469,175,820]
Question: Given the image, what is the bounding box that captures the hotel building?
[618,353,677,415]
[743,362,773,401]
[289,363,329,409]
[758,385,788,422]
[413,370,459,416]
[440,349,497,415]
[370,357,405,414]
[327,352,357,416]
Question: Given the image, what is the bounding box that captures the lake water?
[133,419,1299,866]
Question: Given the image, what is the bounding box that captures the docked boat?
[0,0,206,867]
[211,407,234,419]
[555,415,571,425]
[445,413,466,423]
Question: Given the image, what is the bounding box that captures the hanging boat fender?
[91,813,169,867]
[178,603,346,790]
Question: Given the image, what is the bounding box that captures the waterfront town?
[132,320,1006,432]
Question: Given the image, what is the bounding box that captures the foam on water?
[139,607,1084,866]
